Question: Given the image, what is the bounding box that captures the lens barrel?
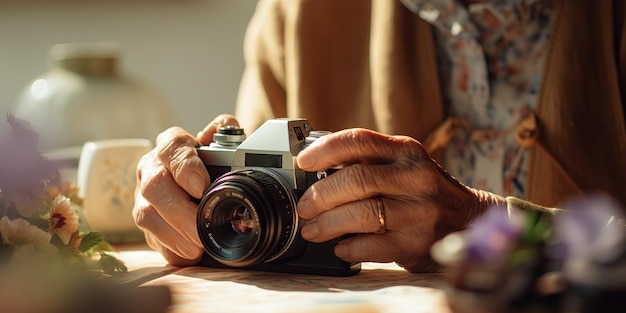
[197,168,299,267]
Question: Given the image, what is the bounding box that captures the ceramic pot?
[14,42,173,152]
[77,138,153,243]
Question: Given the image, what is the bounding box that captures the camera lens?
[197,168,299,268]
[230,206,253,234]
[207,198,258,258]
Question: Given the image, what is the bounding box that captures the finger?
[333,234,395,264]
[155,127,208,198]
[133,199,204,264]
[334,235,440,272]
[301,195,439,244]
[300,198,384,242]
[297,162,440,220]
[143,233,193,266]
[196,114,240,145]
[137,161,204,247]
[143,224,203,266]
[297,128,428,171]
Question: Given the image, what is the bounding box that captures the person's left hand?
[296,128,505,272]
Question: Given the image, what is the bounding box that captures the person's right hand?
[132,114,239,265]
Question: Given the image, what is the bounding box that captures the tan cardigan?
[235,0,626,208]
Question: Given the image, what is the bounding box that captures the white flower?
[48,195,79,245]
[0,216,55,252]
[10,243,57,264]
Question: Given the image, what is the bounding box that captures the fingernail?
[300,222,320,240]
[187,172,206,198]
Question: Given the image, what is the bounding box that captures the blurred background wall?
[0,0,257,135]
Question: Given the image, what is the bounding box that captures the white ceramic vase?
[77,138,153,242]
[14,42,174,152]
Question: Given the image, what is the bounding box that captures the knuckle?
[340,165,371,196]
[133,204,157,230]
[355,204,378,231]
[157,131,197,162]
[156,126,188,145]
[392,159,441,195]
[169,153,202,179]
[166,132,195,151]
[213,114,239,127]
[140,166,170,199]
[391,135,428,159]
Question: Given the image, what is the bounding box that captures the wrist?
[504,196,561,215]
[475,189,507,209]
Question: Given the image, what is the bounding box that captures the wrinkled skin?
[132,114,239,266]
[295,128,505,272]
[132,116,505,271]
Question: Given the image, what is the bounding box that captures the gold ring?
[375,198,386,234]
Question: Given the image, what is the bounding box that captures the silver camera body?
[195,118,360,276]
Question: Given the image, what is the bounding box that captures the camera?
[195,118,361,276]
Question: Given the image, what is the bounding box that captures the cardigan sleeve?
[234,0,287,133]
[505,196,560,216]
[505,195,626,232]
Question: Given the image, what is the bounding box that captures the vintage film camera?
[195,118,361,276]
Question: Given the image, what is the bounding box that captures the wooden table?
[112,247,453,313]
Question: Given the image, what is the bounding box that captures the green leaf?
[28,214,49,230]
[98,252,127,274]
[50,235,85,263]
[94,240,117,252]
[78,232,104,252]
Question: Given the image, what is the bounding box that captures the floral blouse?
[401,0,557,198]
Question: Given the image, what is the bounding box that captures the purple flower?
[0,114,59,218]
[554,193,626,265]
[464,205,524,264]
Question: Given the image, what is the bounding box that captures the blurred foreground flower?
[432,203,553,312]
[432,194,626,313]
[553,194,626,313]
[0,113,125,274]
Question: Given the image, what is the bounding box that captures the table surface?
[111,247,453,313]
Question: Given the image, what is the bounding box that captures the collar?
[400,0,545,38]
